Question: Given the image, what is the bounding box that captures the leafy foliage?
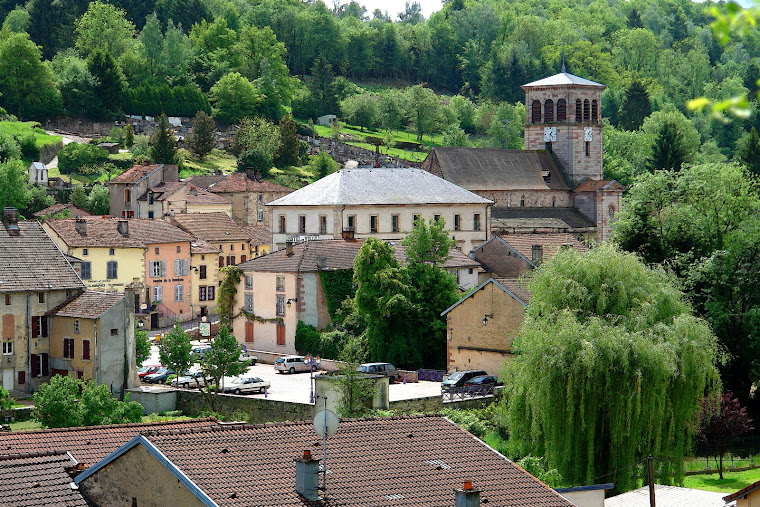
[318,270,354,320]
[158,323,193,377]
[186,110,216,160]
[333,362,376,418]
[217,265,241,328]
[135,323,150,366]
[503,244,721,492]
[149,113,178,165]
[0,160,30,211]
[34,375,143,428]
[57,143,108,175]
[699,392,754,479]
[196,325,244,411]
[0,387,15,410]
[210,72,260,124]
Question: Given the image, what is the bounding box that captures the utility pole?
[647,455,656,507]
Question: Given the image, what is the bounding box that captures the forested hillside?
[1,0,758,184]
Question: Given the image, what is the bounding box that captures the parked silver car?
[223,376,271,395]
[357,362,401,382]
[170,370,208,388]
[274,356,312,374]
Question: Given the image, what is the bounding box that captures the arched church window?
[575,99,582,123]
[544,100,554,122]
[531,100,542,123]
[583,99,590,122]
[592,100,599,123]
[557,99,566,121]
[608,204,616,218]
[520,195,525,207]
[551,196,556,207]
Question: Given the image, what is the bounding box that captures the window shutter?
[31,354,39,377]
[83,340,90,360]
[182,259,189,275]
[240,255,247,263]
[31,317,39,338]
[161,260,166,276]
[276,323,285,345]
[41,316,48,337]
[41,353,48,376]
[174,259,181,276]
[218,256,224,268]
[245,322,253,343]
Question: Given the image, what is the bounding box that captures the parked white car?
[223,376,271,395]
[238,351,258,364]
[170,370,208,388]
[274,355,312,374]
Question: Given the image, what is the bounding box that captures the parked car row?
[441,370,502,392]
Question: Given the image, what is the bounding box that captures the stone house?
[199,172,292,227]
[135,181,231,219]
[441,278,531,374]
[169,212,257,268]
[421,69,623,243]
[48,290,138,395]
[267,167,493,254]
[233,238,481,355]
[189,239,220,321]
[0,209,85,394]
[108,164,178,218]
[28,161,48,186]
[71,415,573,506]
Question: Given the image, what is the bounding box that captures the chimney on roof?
[294,449,321,501]
[255,170,263,182]
[117,219,129,236]
[188,187,198,196]
[455,481,480,507]
[75,218,87,235]
[3,207,19,236]
[285,241,294,256]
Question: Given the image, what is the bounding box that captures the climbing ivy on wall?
[217,265,241,328]
[319,269,355,320]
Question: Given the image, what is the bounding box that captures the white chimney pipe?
[295,450,321,501]
[455,481,480,507]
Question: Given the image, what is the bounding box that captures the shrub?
[0,131,21,162]
[237,148,271,176]
[15,133,39,160]
[0,388,15,410]
[295,321,320,356]
[57,143,108,175]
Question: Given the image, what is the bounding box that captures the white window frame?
[276,276,285,292]
[150,261,162,278]
[258,209,264,222]
[245,275,253,289]
[276,295,285,316]
[175,284,184,302]
[153,286,163,302]
[2,341,12,355]
[245,293,253,312]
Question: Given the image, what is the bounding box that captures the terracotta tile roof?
[171,212,250,242]
[574,179,624,192]
[190,238,221,255]
[0,220,85,293]
[495,277,533,304]
[33,203,94,218]
[499,233,588,261]
[110,164,163,183]
[243,224,272,246]
[724,479,760,503]
[139,182,231,205]
[471,236,534,278]
[0,451,87,506]
[491,207,595,231]
[49,291,124,319]
[0,419,218,468]
[240,239,481,273]
[423,147,570,191]
[136,415,572,506]
[208,172,292,194]
[45,217,193,248]
[185,174,227,190]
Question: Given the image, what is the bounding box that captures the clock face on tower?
[544,126,557,142]
[584,127,593,141]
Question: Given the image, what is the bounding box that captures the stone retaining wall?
[389,394,497,413]
[176,389,315,424]
[0,406,35,423]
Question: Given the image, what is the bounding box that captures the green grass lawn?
[179,149,237,178]
[0,121,62,148]
[683,467,760,493]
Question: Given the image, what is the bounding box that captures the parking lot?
[142,342,444,404]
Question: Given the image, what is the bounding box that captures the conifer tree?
[87,48,126,119]
[618,79,652,131]
[737,126,760,177]
[149,113,178,165]
[276,114,300,167]
[186,111,216,160]
[648,121,688,172]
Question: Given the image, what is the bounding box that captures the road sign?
[199,323,211,337]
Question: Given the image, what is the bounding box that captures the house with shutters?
[108,164,179,219]
[189,239,220,321]
[169,212,259,268]
[135,181,232,219]
[421,69,623,243]
[0,208,85,394]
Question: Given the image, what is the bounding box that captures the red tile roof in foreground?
[138,415,572,506]
[0,418,217,468]
[0,451,87,506]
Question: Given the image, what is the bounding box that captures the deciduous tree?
[209,72,261,125]
[158,323,193,378]
[699,392,754,479]
[75,1,135,57]
[196,325,245,411]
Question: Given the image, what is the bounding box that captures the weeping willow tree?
[504,244,721,492]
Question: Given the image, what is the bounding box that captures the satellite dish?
[313,409,338,438]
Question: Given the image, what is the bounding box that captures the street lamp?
[286,298,298,308]
[482,313,493,326]
[307,355,319,404]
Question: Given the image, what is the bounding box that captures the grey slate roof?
[49,291,124,319]
[267,168,493,206]
[0,451,87,506]
[423,147,570,191]
[0,221,85,293]
[491,207,595,231]
[522,71,606,88]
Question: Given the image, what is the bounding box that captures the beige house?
[170,212,257,268]
[233,239,481,355]
[194,172,292,226]
[267,167,493,254]
[108,164,178,218]
[442,278,531,374]
[189,239,220,320]
[48,291,138,395]
[136,181,231,219]
[0,210,86,394]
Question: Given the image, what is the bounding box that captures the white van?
[274,356,312,374]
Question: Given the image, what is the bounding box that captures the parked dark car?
[137,365,160,379]
[441,370,488,392]
[143,367,175,384]
[463,375,502,389]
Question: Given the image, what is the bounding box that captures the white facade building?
[267,168,493,254]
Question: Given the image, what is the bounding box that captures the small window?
[38,292,44,303]
[207,286,215,301]
[109,248,115,256]
[557,99,567,121]
[124,189,131,204]
[227,256,236,266]
[218,256,224,268]
[176,245,181,254]
[258,209,264,222]
[241,243,246,250]
[148,192,154,205]
[370,215,378,233]
[199,265,207,279]
[544,99,554,122]
[413,214,421,224]
[199,286,207,301]
[575,99,582,123]
[110,328,118,336]
[257,194,263,203]
[81,262,91,280]
[592,99,599,123]
[276,276,285,292]
[82,248,88,256]
[320,215,327,234]
[583,99,590,122]
[63,338,74,359]
[2,341,12,355]
[473,214,481,231]
[434,214,441,223]
[347,215,355,231]
[4,295,9,305]
[150,261,161,278]
[175,284,184,302]
[17,371,25,385]
[74,320,80,334]
[551,197,556,207]
[532,245,544,265]
[245,293,253,312]
[585,141,590,157]
[391,214,399,233]
[279,216,286,233]
[454,214,461,231]
[520,195,525,207]
[230,244,234,251]
[299,215,306,234]
[531,100,542,123]
[148,211,154,219]
[153,285,163,301]
[245,275,253,289]
[276,295,285,316]
[82,340,90,360]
